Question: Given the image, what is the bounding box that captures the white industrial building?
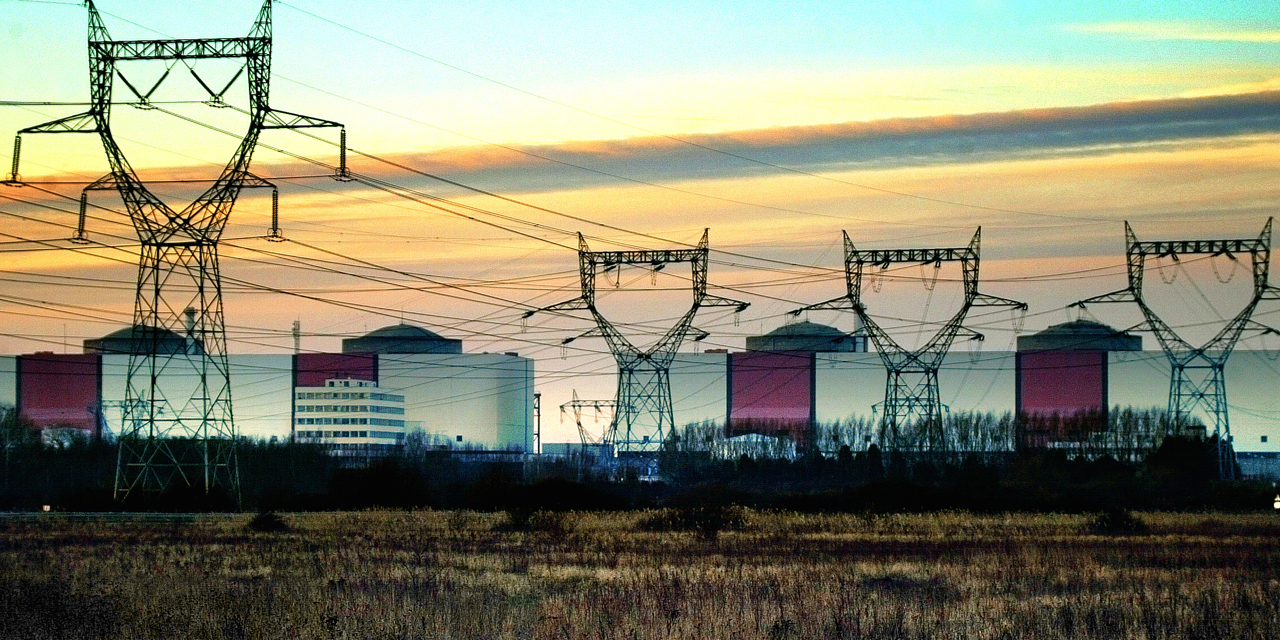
[659,321,1280,453]
[4,319,1279,456]
[0,323,536,452]
[294,378,407,458]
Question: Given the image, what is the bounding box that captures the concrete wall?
[1109,349,1280,453]
[229,355,294,441]
[810,350,1018,424]
[100,354,294,440]
[377,353,534,451]
[1107,351,1169,412]
[671,352,728,427]
[0,356,15,407]
[1225,350,1280,453]
[814,352,885,424]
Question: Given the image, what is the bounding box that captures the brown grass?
[1,510,1278,639]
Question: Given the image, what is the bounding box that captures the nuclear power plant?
[0,1,1276,498]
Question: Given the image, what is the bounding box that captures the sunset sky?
[1,0,1279,441]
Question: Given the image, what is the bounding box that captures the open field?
[1,510,1278,639]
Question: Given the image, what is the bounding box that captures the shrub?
[636,506,747,539]
[1088,508,1147,535]
[246,511,290,533]
[499,508,575,537]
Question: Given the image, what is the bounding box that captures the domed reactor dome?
[83,324,203,355]
[745,320,863,353]
[341,323,462,354]
[1016,319,1141,352]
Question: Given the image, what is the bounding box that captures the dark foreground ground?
[1,509,1278,639]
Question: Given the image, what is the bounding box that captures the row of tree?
[665,406,1194,464]
[0,406,1265,512]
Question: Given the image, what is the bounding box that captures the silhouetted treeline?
[0,406,1272,513]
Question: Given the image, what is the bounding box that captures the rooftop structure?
[745,321,865,353]
[83,324,203,355]
[1016,320,1142,352]
[341,323,462,354]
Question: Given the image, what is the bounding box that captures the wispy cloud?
[101,89,1280,199]
[310,90,1280,196]
[1069,22,1280,43]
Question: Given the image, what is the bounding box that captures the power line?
[274,0,1111,224]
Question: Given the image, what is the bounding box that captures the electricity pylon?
[1071,219,1280,479]
[526,230,747,455]
[561,390,614,446]
[5,0,348,502]
[795,229,1025,452]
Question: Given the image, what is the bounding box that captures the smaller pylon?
[1071,219,1280,479]
[795,229,1025,452]
[561,390,615,446]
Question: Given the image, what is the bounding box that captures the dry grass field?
[1,509,1278,639]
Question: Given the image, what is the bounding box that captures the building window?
[456,435,463,442]
[1263,435,1269,443]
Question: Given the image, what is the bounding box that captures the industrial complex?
[4,318,1279,460]
[1,1,1275,500]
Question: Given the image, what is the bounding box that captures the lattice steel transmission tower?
[561,390,614,446]
[5,0,348,502]
[527,231,747,455]
[795,229,1025,451]
[1071,219,1280,479]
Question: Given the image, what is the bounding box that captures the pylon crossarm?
[1242,319,1280,336]
[82,172,120,191]
[792,295,855,316]
[6,113,101,182]
[559,326,602,345]
[19,111,100,135]
[1071,288,1137,307]
[971,292,1027,310]
[92,37,266,61]
[262,109,344,130]
[698,294,749,311]
[522,296,589,319]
